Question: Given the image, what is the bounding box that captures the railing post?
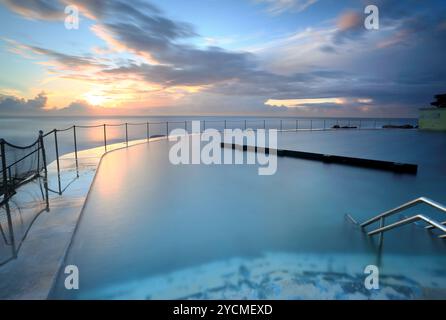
[146,122,150,141]
[244,120,247,130]
[166,122,169,138]
[323,120,326,130]
[379,217,385,246]
[296,119,298,131]
[280,120,283,131]
[203,120,206,132]
[310,120,313,131]
[185,121,187,133]
[224,120,227,130]
[1,138,17,258]
[73,125,79,177]
[125,123,129,146]
[263,120,266,129]
[54,130,62,195]
[39,131,50,212]
[103,124,107,152]
[1,140,7,191]
[7,167,13,189]
[36,140,40,175]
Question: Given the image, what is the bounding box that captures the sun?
[83,91,108,106]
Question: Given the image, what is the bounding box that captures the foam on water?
[78,252,446,300]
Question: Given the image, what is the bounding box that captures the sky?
[0,0,445,117]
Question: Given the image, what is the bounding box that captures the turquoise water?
[51,129,446,299]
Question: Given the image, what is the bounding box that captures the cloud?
[3,0,256,89]
[0,92,105,116]
[69,0,161,20]
[255,0,318,15]
[0,0,63,20]
[265,97,346,108]
[1,0,445,117]
[337,11,362,31]
[333,11,364,44]
[0,92,48,114]
[56,100,99,115]
[22,44,104,70]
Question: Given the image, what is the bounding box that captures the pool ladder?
[359,197,446,239]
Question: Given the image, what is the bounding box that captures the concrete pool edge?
[0,136,168,299]
[46,136,171,299]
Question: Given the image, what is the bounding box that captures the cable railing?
[0,131,49,265]
[0,117,417,265]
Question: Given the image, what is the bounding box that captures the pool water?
[51,130,446,299]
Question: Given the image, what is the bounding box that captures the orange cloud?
[337,11,362,31]
[90,24,159,65]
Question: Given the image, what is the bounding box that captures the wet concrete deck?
[0,137,164,299]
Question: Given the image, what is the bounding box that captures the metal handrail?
[425,220,446,230]
[360,197,446,228]
[367,214,446,237]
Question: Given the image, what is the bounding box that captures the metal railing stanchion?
[103,124,107,152]
[1,139,16,258]
[125,123,129,146]
[39,131,50,212]
[54,130,62,195]
[146,122,150,141]
[73,126,79,177]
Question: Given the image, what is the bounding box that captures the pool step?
[359,197,446,240]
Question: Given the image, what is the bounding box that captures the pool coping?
[0,136,167,299]
[47,136,171,299]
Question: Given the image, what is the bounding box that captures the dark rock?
[382,124,414,129]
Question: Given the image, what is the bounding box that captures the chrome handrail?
[360,197,446,228]
[425,220,446,230]
[367,214,446,237]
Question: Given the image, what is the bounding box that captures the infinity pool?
[52,129,446,299]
